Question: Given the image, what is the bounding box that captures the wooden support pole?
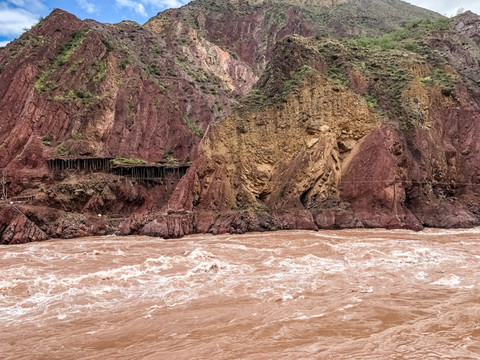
[2,169,7,200]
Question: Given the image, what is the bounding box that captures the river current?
[1,229,480,359]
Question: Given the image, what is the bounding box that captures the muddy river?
[1,229,480,359]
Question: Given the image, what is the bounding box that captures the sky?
[1,0,479,47]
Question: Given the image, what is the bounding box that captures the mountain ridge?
[1,3,480,243]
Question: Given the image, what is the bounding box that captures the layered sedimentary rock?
[149,14,480,235]
[0,7,256,243]
[0,9,256,171]
[149,0,438,71]
[1,1,480,242]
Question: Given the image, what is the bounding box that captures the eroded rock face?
[164,28,480,233]
[2,3,480,242]
[0,7,257,242]
[454,11,480,43]
[0,208,49,245]
[149,0,438,71]
[0,9,257,171]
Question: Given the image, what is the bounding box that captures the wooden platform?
[47,157,189,181]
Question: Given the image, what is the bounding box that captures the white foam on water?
[186,248,216,261]
[187,259,227,276]
[219,243,250,251]
[415,271,428,280]
[432,275,461,287]
[1,229,480,352]
[360,286,374,293]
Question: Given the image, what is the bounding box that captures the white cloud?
[115,0,148,17]
[114,0,191,18]
[406,1,480,17]
[77,0,98,14]
[0,40,10,47]
[0,3,39,36]
[7,0,45,12]
[141,0,190,8]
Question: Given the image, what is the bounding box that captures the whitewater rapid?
[1,229,480,359]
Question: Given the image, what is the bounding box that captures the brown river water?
[1,229,480,359]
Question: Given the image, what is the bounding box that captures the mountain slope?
[148,13,480,236]
[0,9,255,171]
[1,2,478,243]
[147,0,439,70]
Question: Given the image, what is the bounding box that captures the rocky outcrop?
[0,207,49,245]
[161,25,480,233]
[0,9,257,171]
[2,2,480,242]
[0,7,257,242]
[150,0,438,71]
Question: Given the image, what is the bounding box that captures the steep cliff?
[1,1,479,243]
[0,8,256,243]
[149,13,480,236]
[148,0,438,71]
[0,9,255,171]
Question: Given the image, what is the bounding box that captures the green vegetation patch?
[281,65,311,95]
[363,95,378,109]
[350,17,450,51]
[35,70,55,93]
[68,59,84,74]
[111,157,147,166]
[57,142,68,155]
[148,64,161,76]
[163,152,179,166]
[120,57,132,70]
[432,69,457,96]
[102,38,114,52]
[93,61,108,83]
[176,37,191,46]
[69,89,93,100]
[245,65,312,108]
[150,44,161,55]
[35,29,90,94]
[183,116,204,137]
[42,135,52,146]
[55,28,90,67]
[327,66,349,86]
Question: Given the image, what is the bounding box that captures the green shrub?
[432,69,456,96]
[364,95,378,109]
[163,153,179,166]
[73,89,93,99]
[55,28,90,66]
[150,44,161,55]
[148,64,161,76]
[68,59,84,74]
[176,37,191,45]
[120,57,131,70]
[403,41,418,52]
[102,38,114,52]
[57,143,67,154]
[183,116,204,137]
[42,135,52,146]
[35,70,54,93]
[327,66,349,86]
[246,89,268,105]
[111,157,147,166]
[93,61,108,82]
[351,17,449,51]
[419,76,433,85]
